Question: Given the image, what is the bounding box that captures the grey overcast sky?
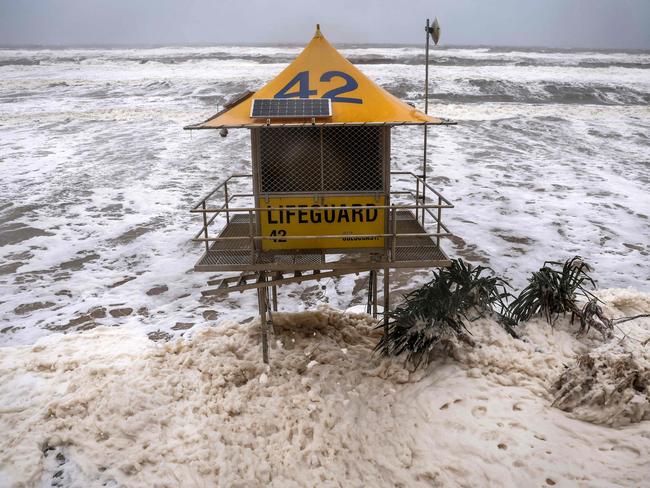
[1,0,649,49]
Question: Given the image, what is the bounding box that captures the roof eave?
[183,119,457,130]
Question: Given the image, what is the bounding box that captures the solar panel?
[250,98,332,119]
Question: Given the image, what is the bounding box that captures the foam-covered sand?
[1,289,649,487]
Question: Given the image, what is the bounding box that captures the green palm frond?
[376,259,513,368]
[507,256,597,326]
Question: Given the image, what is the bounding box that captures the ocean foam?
[1,44,649,348]
[0,290,649,486]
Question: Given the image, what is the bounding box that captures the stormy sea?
[1,43,648,345]
[1,43,649,487]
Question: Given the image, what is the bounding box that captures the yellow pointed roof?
[186,26,448,129]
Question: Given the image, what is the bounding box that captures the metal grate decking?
[194,210,449,272]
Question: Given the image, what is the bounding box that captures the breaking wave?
[2,46,650,68]
[430,80,650,105]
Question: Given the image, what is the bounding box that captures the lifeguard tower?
[185,26,455,362]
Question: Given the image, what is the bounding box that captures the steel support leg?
[272,285,278,312]
[266,286,276,336]
[383,266,390,353]
[257,272,269,364]
[366,270,374,315]
[372,269,378,319]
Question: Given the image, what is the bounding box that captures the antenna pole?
[422,18,430,226]
[425,18,430,115]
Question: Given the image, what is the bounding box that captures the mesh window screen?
[323,126,383,192]
[259,127,384,193]
[260,128,321,193]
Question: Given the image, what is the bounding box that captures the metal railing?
[190,172,453,263]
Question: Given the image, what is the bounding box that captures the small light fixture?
[219,128,229,138]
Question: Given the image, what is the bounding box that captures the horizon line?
[1,42,649,53]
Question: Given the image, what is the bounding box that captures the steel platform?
[194,210,450,272]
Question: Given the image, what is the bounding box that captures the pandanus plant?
[376,259,513,369]
[507,256,613,339]
[377,256,649,369]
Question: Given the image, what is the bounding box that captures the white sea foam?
[0,44,649,347]
[0,291,648,486]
